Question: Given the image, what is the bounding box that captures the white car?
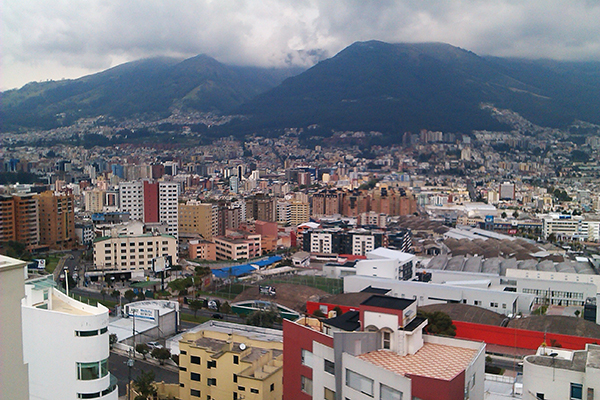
[146,341,163,350]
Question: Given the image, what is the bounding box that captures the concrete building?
[37,190,76,249]
[22,275,117,400]
[189,239,217,261]
[0,255,29,400]
[93,232,177,278]
[499,182,515,200]
[177,321,283,400]
[541,214,600,241]
[303,228,385,256]
[246,195,277,222]
[283,294,485,400]
[84,189,105,213]
[214,231,262,261]
[523,344,600,400]
[0,194,40,247]
[179,200,218,240]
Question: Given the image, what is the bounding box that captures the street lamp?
[127,350,135,400]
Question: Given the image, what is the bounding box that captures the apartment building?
[22,275,117,399]
[283,294,485,400]
[179,200,218,240]
[246,195,277,222]
[277,200,310,226]
[189,239,217,261]
[118,180,179,237]
[37,190,76,249]
[214,231,262,261]
[93,232,177,274]
[542,214,600,241]
[83,189,105,213]
[0,194,40,247]
[177,321,283,400]
[523,344,600,400]
[303,228,385,256]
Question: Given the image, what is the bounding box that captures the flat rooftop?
[361,294,415,310]
[358,342,478,381]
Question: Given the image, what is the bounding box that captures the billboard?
[152,255,172,273]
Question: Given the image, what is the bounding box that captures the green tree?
[137,291,146,301]
[124,289,136,303]
[100,289,107,301]
[246,309,282,328]
[132,370,157,400]
[418,311,456,337]
[189,299,204,318]
[109,333,118,349]
[220,301,232,314]
[136,343,150,360]
[512,210,519,218]
[151,347,171,365]
[111,290,121,302]
[501,212,507,219]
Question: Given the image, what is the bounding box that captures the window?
[380,384,402,400]
[301,376,312,396]
[207,360,217,369]
[324,359,335,375]
[191,373,200,381]
[250,388,259,394]
[270,383,275,392]
[382,331,391,349]
[207,378,217,386]
[191,356,200,364]
[238,386,245,391]
[346,369,373,397]
[571,383,583,400]
[77,359,108,381]
[325,387,336,400]
[536,394,544,399]
[190,389,200,397]
[180,350,187,355]
[233,374,237,383]
[233,355,239,364]
[301,349,312,367]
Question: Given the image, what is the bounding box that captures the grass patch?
[69,294,117,309]
[181,314,211,324]
[44,254,65,274]
[262,276,343,294]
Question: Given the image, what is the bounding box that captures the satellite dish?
[239,343,246,350]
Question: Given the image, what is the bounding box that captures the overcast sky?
[3,0,600,90]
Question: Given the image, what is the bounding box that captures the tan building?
[178,323,283,400]
[83,189,105,213]
[189,239,217,261]
[179,201,218,240]
[214,232,261,261]
[289,200,310,226]
[93,232,177,272]
[0,194,40,247]
[36,191,75,249]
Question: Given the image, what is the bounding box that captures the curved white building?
[22,277,118,400]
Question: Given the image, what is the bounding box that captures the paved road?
[110,352,179,397]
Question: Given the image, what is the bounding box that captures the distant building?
[214,231,262,261]
[499,182,515,200]
[36,190,76,249]
[178,200,218,240]
[189,239,216,261]
[0,194,40,247]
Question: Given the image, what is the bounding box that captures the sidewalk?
[111,345,179,374]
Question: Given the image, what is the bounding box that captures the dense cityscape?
[3,2,600,400]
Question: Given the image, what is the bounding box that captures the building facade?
[37,190,76,249]
[179,201,218,240]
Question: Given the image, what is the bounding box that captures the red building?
[143,181,159,223]
[283,294,485,400]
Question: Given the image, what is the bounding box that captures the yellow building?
[178,325,283,400]
[36,191,75,249]
[289,200,310,226]
[179,201,218,240]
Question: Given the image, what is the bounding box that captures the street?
[110,352,179,397]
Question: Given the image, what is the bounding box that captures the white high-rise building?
[118,181,144,221]
[22,276,118,400]
[159,181,179,238]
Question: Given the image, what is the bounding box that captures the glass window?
[301,376,312,396]
[571,383,583,400]
[346,369,374,397]
[324,359,335,374]
[301,349,312,367]
[325,387,336,400]
[77,361,106,381]
[191,356,200,364]
[383,331,391,349]
[190,389,200,397]
[381,384,402,400]
[191,373,200,381]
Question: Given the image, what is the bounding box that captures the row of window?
[77,359,109,381]
[75,327,108,337]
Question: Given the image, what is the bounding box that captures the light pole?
[127,349,135,400]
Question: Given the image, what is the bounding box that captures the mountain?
[0,55,304,132]
[237,41,600,134]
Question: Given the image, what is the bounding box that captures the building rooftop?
[0,255,26,272]
[361,294,415,310]
[323,311,361,331]
[359,342,478,381]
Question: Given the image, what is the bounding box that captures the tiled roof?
[358,342,478,381]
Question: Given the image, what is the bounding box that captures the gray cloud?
[3,0,600,90]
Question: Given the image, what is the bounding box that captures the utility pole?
[127,349,134,400]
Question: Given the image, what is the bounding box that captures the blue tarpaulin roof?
[212,264,257,278]
[251,256,282,267]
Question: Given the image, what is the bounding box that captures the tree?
[220,301,231,315]
[512,210,519,218]
[100,289,106,301]
[109,333,118,349]
[132,370,157,400]
[151,347,171,365]
[124,289,136,303]
[136,343,150,360]
[418,311,456,337]
[246,309,282,328]
[137,291,146,301]
[111,290,121,302]
[189,299,203,318]
[501,212,507,219]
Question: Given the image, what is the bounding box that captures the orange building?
[0,194,39,247]
[189,239,217,261]
[36,191,75,249]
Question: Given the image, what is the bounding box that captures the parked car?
[212,313,223,319]
[146,341,163,349]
